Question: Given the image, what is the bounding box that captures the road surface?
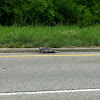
[0,52,100,100]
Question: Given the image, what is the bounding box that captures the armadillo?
[39,47,55,53]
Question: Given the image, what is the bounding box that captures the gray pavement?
[0,52,100,100]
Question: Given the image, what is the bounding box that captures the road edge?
[0,48,100,53]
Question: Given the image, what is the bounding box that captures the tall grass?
[0,25,100,48]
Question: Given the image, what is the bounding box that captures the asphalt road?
[0,52,100,100]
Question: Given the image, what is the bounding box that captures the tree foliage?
[0,0,100,26]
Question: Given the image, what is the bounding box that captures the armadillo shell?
[40,48,55,53]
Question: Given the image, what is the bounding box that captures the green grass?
[0,25,100,48]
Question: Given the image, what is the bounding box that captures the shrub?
[0,0,100,26]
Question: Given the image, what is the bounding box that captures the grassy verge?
[0,25,100,48]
